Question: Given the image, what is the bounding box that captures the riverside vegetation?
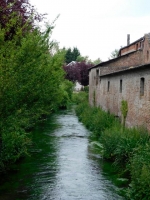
[0,15,73,173]
[74,91,150,200]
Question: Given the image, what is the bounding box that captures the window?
[136,43,138,50]
[140,77,145,96]
[96,69,99,85]
[147,51,149,60]
[107,81,110,92]
[120,80,122,93]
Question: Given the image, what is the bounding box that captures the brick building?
[89,33,150,130]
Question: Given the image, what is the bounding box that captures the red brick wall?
[121,39,144,55]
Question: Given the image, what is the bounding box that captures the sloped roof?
[88,50,136,71]
[100,63,150,77]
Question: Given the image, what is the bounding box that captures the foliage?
[64,47,80,64]
[0,0,44,40]
[108,49,119,60]
[101,127,149,170]
[127,144,150,199]
[75,93,117,137]
[72,91,88,104]
[92,58,102,65]
[83,86,89,93]
[76,55,102,66]
[0,17,73,172]
[63,61,94,86]
[75,92,150,199]
[76,55,89,62]
[59,80,74,109]
[121,100,128,119]
[120,100,128,127]
[63,47,99,86]
[93,90,96,106]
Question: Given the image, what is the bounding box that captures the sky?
[30,0,150,61]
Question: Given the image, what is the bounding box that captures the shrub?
[113,127,149,171]
[127,144,150,200]
[100,125,122,161]
[72,91,88,104]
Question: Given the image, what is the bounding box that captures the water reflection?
[0,108,123,200]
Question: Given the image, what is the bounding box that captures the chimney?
[127,34,130,46]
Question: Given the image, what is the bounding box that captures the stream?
[0,108,124,200]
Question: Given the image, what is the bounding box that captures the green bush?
[59,80,74,109]
[100,125,122,161]
[127,144,150,200]
[72,91,88,104]
[113,127,149,169]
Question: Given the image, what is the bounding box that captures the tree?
[92,58,102,65]
[63,61,94,86]
[72,47,80,61]
[0,18,73,171]
[78,61,94,86]
[76,55,89,62]
[65,48,72,64]
[77,55,102,66]
[65,47,80,64]
[108,49,119,60]
[0,0,44,40]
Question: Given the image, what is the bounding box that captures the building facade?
[89,33,150,130]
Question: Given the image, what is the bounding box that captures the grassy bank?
[73,91,150,200]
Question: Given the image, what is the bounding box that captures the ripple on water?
[0,108,124,200]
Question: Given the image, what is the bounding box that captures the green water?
[0,108,124,200]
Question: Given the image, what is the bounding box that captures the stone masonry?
[89,33,150,130]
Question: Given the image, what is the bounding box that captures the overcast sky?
[30,0,150,61]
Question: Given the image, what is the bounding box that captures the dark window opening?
[147,51,149,60]
[140,77,145,96]
[96,69,99,85]
[136,43,138,50]
[120,80,122,93]
[107,81,110,92]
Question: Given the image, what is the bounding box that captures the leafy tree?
[76,55,89,62]
[0,17,73,171]
[108,46,124,60]
[63,61,94,86]
[0,0,44,40]
[65,47,80,64]
[108,49,119,60]
[72,47,80,61]
[79,61,94,86]
[92,58,102,65]
[65,48,72,64]
[77,55,102,66]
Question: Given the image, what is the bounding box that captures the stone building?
[89,33,150,130]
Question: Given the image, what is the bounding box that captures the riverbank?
[0,108,123,200]
[74,91,150,200]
